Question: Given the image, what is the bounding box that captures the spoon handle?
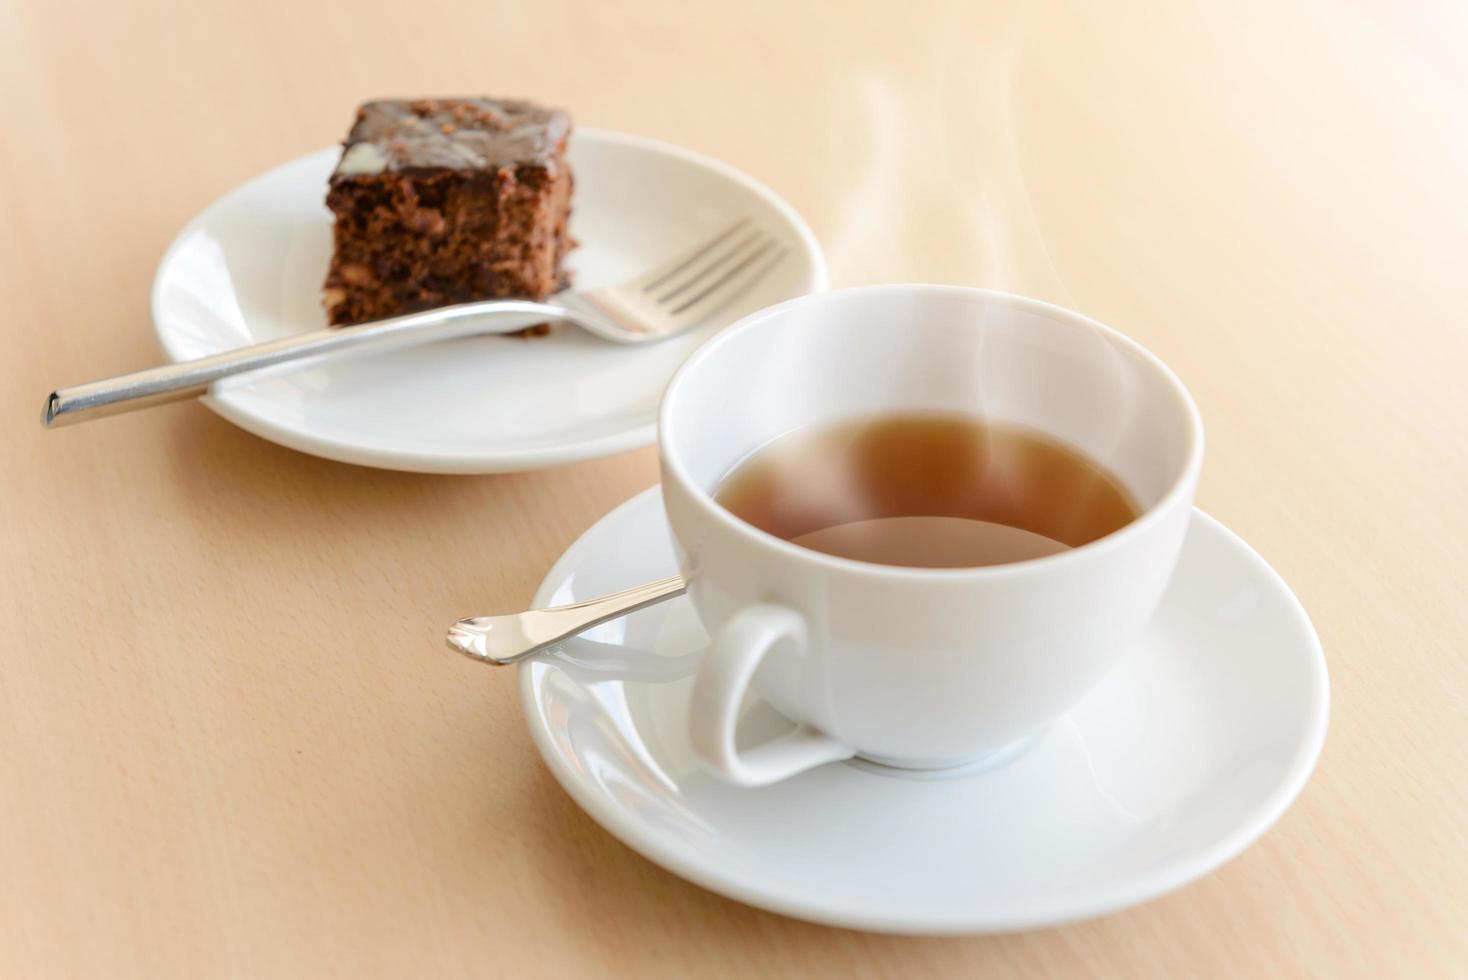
[446,575,688,665]
[42,299,564,428]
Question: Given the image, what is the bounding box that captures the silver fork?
[43,218,788,427]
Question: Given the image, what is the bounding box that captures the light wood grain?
[3,0,1465,976]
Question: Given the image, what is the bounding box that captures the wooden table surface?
[4,0,1465,976]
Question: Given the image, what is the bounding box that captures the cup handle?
[689,602,855,786]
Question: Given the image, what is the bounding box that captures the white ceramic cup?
[658,285,1203,786]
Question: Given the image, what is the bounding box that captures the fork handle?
[42,299,566,428]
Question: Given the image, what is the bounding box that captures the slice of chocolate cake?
[322,98,574,327]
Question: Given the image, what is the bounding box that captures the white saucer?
[151,131,827,473]
[520,488,1329,934]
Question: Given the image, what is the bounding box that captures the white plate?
[151,131,827,472]
[520,488,1330,934]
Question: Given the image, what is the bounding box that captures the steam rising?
[819,31,1145,501]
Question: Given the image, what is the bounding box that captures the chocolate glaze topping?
[333,98,570,175]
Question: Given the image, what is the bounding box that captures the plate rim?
[518,486,1331,934]
[150,129,829,473]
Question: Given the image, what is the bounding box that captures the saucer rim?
[519,487,1330,934]
[148,130,829,474]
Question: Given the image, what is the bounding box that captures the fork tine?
[639,217,752,293]
[570,219,787,343]
[655,228,772,303]
[667,242,787,320]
